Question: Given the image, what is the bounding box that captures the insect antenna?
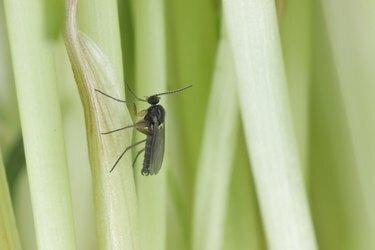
[94,89,126,103]
[126,84,148,102]
[155,84,192,97]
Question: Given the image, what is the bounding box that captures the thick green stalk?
[223,131,266,250]
[223,0,317,249]
[65,0,139,249]
[320,1,375,247]
[164,1,218,249]
[3,1,77,249]
[132,0,167,250]
[77,0,124,85]
[0,147,21,249]
[309,8,368,248]
[192,30,238,250]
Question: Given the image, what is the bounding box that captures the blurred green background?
[1,0,375,249]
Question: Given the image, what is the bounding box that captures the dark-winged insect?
[95,84,192,176]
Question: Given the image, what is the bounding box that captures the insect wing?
[149,122,165,175]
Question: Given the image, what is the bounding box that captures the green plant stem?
[192,30,238,250]
[3,0,77,249]
[223,1,317,249]
[223,130,266,250]
[320,1,375,247]
[164,1,218,249]
[78,0,124,85]
[0,147,21,250]
[309,11,366,248]
[132,0,167,249]
[65,0,139,249]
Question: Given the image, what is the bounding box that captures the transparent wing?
[149,122,165,175]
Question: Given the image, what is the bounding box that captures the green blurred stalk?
[65,0,139,249]
[77,0,124,84]
[309,7,368,248]
[223,0,317,249]
[192,29,238,250]
[118,0,135,89]
[320,1,375,248]
[3,0,77,249]
[0,147,21,249]
[132,0,167,250]
[164,1,218,249]
[223,129,266,250]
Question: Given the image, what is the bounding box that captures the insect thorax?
[145,105,165,125]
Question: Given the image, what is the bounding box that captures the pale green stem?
[223,134,266,250]
[320,1,375,247]
[3,0,77,249]
[132,0,167,250]
[192,30,239,250]
[0,147,21,249]
[223,0,317,249]
[78,0,125,85]
[65,0,139,249]
[163,1,218,249]
[309,12,366,248]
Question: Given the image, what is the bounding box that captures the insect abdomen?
[141,135,153,175]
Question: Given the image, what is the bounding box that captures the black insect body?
[136,102,165,176]
[95,85,192,176]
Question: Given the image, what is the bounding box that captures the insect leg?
[95,89,126,103]
[134,120,151,136]
[110,139,147,173]
[102,120,150,135]
[132,149,145,167]
[132,103,138,116]
[132,103,147,117]
[137,109,147,117]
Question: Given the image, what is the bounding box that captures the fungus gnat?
[95,84,192,176]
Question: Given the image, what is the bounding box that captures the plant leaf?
[132,0,167,249]
[320,1,375,247]
[223,0,317,249]
[65,0,139,249]
[192,29,239,250]
[3,0,77,248]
